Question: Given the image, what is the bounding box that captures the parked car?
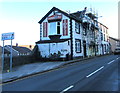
[114,47,120,55]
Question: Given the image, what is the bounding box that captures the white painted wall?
[37,41,70,58]
[40,11,70,41]
[37,9,110,59]
[72,20,83,57]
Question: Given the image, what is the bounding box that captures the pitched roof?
[6,45,32,54]
[0,46,10,54]
[70,11,83,18]
[38,7,82,24]
[19,45,35,50]
[109,37,120,42]
[98,21,108,29]
[12,46,31,53]
[4,48,10,54]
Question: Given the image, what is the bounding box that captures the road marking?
[60,85,74,93]
[86,66,104,78]
[107,60,115,65]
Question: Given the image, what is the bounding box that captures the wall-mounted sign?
[47,14,62,22]
[61,49,67,52]
[1,32,14,41]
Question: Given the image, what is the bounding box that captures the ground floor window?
[104,44,106,52]
[75,39,81,53]
[96,45,98,53]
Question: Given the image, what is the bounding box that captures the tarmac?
[0,55,103,84]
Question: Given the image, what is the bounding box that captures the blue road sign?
[1,32,14,41]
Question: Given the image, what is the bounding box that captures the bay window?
[49,22,61,35]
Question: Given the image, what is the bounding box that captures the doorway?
[83,40,87,57]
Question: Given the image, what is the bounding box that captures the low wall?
[3,55,36,71]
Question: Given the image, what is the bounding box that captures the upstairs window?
[104,34,105,41]
[101,33,103,41]
[75,22,80,34]
[62,19,68,36]
[49,22,56,35]
[57,22,60,34]
[49,22,61,35]
[83,26,87,36]
[43,22,48,37]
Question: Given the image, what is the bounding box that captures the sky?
[0,0,119,46]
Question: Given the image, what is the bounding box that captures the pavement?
[1,61,66,83]
[0,55,108,84]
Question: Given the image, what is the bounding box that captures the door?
[83,40,87,57]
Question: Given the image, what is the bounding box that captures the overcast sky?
[0,0,119,45]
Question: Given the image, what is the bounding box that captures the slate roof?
[38,7,109,30]
[12,46,31,54]
[38,7,82,24]
[0,46,10,54]
[4,48,10,54]
[70,11,83,18]
[6,45,31,54]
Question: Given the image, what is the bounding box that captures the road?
[2,55,120,92]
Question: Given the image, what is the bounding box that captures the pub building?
[36,7,110,60]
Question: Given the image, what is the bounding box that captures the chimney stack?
[16,43,18,47]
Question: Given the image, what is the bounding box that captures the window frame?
[43,22,48,37]
[75,22,80,34]
[75,39,82,53]
[57,22,60,34]
[62,19,68,36]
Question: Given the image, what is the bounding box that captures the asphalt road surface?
[2,55,120,92]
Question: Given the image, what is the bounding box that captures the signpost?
[1,32,14,72]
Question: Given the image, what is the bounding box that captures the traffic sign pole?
[1,32,14,72]
[2,40,4,72]
[10,39,13,72]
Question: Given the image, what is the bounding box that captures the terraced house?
[36,7,110,60]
